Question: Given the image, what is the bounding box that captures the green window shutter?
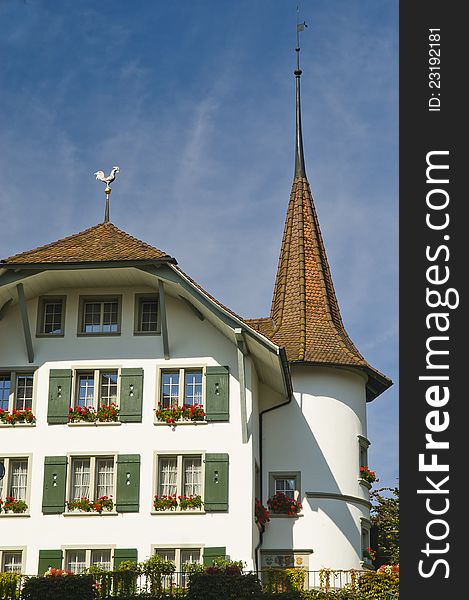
[203,547,226,565]
[38,549,63,575]
[48,369,72,424]
[113,548,138,569]
[116,454,140,512]
[42,456,67,514]
[205,366,229,421]
[204,453,229,511]
[119,368,143,422]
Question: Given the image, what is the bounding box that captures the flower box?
[267,492,302,516]
[363,547,376,562]
[66,496,114,513]
[153,495,178,511]
[155,403,205,425]
[178,495,203,510]
[68,404,119,423]
[0,408,36,425]
[359,466,377,484]
[0,496,28,514]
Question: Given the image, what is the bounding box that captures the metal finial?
[294,7,307,178]
[94,166,120,223]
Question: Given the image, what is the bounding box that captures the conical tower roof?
[246,32,391,400]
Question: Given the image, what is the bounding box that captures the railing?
[1,568,371,599]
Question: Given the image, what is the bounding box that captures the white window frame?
[36,295,66,337]
[0,455,32,514]
[0,370,36,415]
[71,368,121,411]
[153,451,205,513]
[156,366,206,410]
[0,547,26,573]
[66,453,117,511]
[62,546,115,573]
[78,295,122,336]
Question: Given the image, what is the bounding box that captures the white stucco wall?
[0,282,259,573]
[261,365,371,571]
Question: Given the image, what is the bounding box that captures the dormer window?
[78,296,121,336]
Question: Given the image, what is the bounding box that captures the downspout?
[254,347,293,575]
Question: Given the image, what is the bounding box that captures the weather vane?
[94,166,120,223]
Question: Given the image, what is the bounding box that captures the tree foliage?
[370,486,399,565]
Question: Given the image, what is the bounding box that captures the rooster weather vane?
[94,166,120,223]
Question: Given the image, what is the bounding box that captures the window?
[269,471,301,501]
[68,456,115,505]
[134,294,159,334]
[78,296,121,335]
[154,547,201,584]
[0,456,30,510]
[74,370,118,409]
[361,518,372,562]
[0,550,23,573]
[65,549,112,574]
[358,436,370,468]
[37,296,66,336]
[0,372,34,412]
[155,454,203,511]
[159,369,203,409]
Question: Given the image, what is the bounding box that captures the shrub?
[0,572,22,600]
[188,571,261,600]
[263,569,306,593]
[20,574,95,600]
[357,569,399,599]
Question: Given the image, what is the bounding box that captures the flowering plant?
[0,496,28,513]
[153,494,178,511]
[363,547,376,562]
[359,466,377,484]
[378,564,399,574]
[255,498,270,527]
[155,403,205,424]
[68,406,96,422]
[44,567,74,577]
[68,404,119,423]
[178,494,203,510]
[267,492,302,515]
[95,403,119,422]
[66,496,113,513]
[0,408,36,425]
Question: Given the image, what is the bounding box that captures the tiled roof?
[1,222,174,264]
[245,176,391,399]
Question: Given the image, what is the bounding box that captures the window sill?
[0,513,30,518]
[67,421,122,427]
[360,560,375,570]
[0,422,36,428]
[36,333,65,338]
[63,511,118,517]
[151,510,205,515]
[77,332,121,337]
[269,513,303,519]
[153,420,208,427]
[358,479,372,490]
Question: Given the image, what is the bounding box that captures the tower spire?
[294,7,307,179]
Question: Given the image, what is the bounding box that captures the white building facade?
[0,57,391,578]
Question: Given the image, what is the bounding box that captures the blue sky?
[0,0,398,489]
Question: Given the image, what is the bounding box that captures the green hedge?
[0,573,22,600]
[187,571,261,600]
[20,574,95,600]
